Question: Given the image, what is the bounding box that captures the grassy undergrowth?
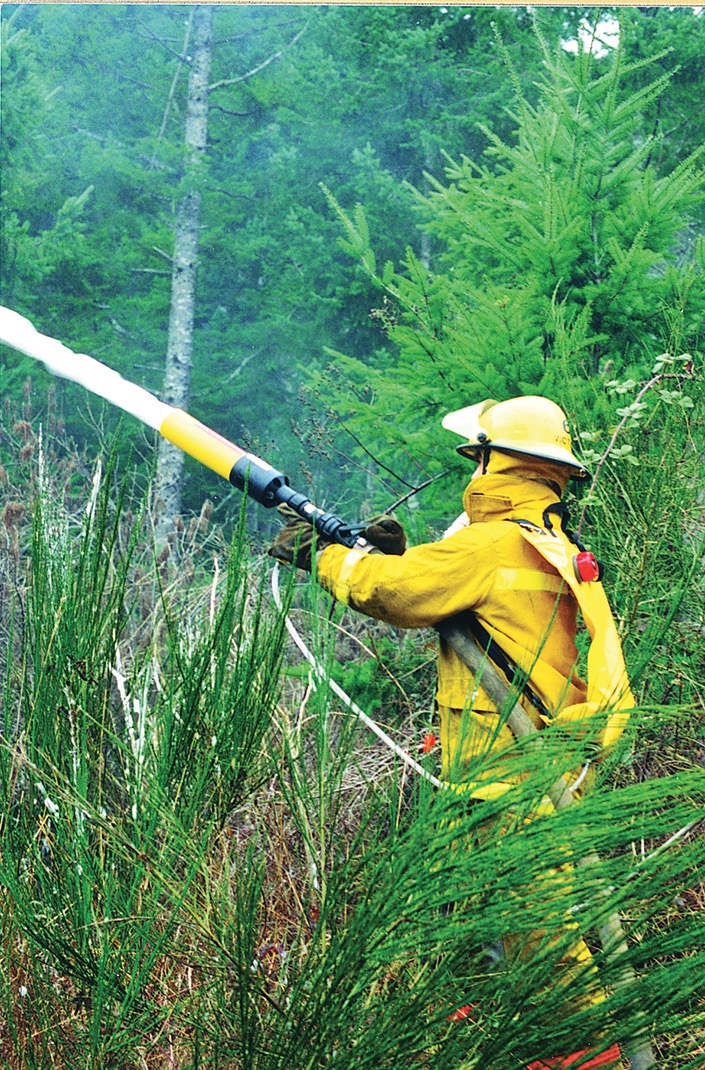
[0,426,704,1068]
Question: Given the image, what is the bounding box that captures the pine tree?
[317,16,705,520]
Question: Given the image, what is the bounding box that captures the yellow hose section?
[160,409,245,480]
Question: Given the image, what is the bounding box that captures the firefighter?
[269,395,631,1070]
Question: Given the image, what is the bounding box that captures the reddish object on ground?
[447,1003,476,1022]
[422,733,437,753]
[527,1042,622,1070]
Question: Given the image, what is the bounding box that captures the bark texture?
[154,5,212,545]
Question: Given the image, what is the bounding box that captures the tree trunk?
[154,4,212,546]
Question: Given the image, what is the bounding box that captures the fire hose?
[0,307,656,1067]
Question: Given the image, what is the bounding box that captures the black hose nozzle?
[274,486,363,549]
[229,455,362,549]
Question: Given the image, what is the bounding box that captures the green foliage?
[314,16,705,539]
[620,6,705,171]
[0,454,287,1060]
[1,3,589,520]
[251,765,705,1069]
[0,394,703,1067]
[559,357,705,708]
[2,10,705,1065]
[330,629,434,724]
[5,5,705,523]
[0,15,97,312]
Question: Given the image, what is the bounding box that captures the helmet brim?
[457,442,589,478]
[442,400,497,440]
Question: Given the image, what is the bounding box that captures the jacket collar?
[463,471,563,526]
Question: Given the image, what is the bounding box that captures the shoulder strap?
[462,612,553,723]
[510,515,634,748]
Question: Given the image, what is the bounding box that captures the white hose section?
[568,760,591,794]
[271,565,445,790]
[0,307,172,430]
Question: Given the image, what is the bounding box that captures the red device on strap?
[573,550,602,583]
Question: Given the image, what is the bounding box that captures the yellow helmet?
[441,396,589,478]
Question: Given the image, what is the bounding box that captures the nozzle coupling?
[229,453,289,506]
[229,457,364,550]
[274,486,363,549]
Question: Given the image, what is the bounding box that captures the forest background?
[1,4,705,1069]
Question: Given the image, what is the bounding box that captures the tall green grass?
[0,457,288,1065]
[0,450,703,1068]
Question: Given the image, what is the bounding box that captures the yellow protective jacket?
[317,457,632,786]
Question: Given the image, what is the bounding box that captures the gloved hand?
[268,505,327,571]
[268,508,406,571]
[363,514,406,556]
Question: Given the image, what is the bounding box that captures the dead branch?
[209,24,307,92]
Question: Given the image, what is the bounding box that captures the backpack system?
[467,506,634,753]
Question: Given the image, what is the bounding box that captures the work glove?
[361,514,406,556]
[268,507,406,572]
[268,505,324,571]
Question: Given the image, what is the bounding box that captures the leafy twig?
[576,371,663,538]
